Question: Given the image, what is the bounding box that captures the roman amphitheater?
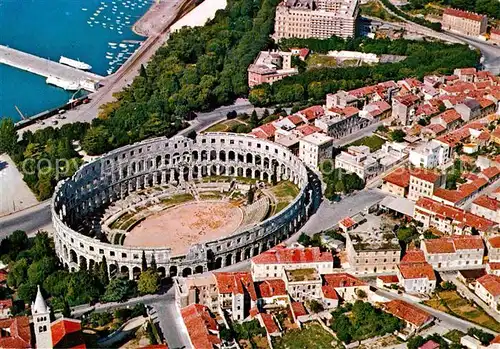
[52,133,318,279]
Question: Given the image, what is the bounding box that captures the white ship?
[46,76,80,91]
[59,56,92,71]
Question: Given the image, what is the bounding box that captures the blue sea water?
[0,0,152,121]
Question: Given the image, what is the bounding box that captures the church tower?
[32,285,52,349]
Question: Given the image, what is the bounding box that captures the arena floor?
[123,200,243,255]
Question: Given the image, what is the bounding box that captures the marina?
[0,45,104,93]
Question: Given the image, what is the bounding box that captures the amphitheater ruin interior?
[52,133,317,279]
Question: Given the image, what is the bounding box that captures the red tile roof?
[439,109,462,124]
[287,115,303,126]
[488,262,500,270]
[0,270,8,283]
[214,272,257,301]
[51,318,86,349]
[399,262,436,281]
[410,168,440,183]
[256,279,287,298]
[0,299,12,311]
[424,124,446,135]
[299,105,324,121]
[419,340,440,349]
[0,316,31,349]
[482,166,500,180]
[290,302,307,317]
[383,300,433,327]
[321,285,339,299]
[454,67,479,75]
[489,236,500,248]
[416,197,496,232]
[401,249,426,263]
[424,235,484,254]
[260,313,280,335]
[383,168,410,188]
[181,304,221,349]
[473,195,500,211]
[323,273,367,288]
[476,274,500,297]
[252,246,333,265]
[339,216,356,229]
[377,275,399,284]
[295,124,322,137]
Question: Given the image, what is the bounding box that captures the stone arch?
[255,155,262,166]
[210,150,217,161]
[182,267,192,277]
[195,266,204,274]
[244,248,251,259]
[219,150,226,162]
[263,157,270,169]
[109,264,118,278]
[165,153,171,165]
[246,153,253,164]
[225,254,233,266]
[192,150,199,161]
[215,257,222,269]
[245,168,252,178]
[228,151,235,161]
[158,267,166,278]
[79,256,88,270]
[235,251,242,263]
[238,153,245,162]
[88,259,96,271]
[253,246,259,257]
[120,265,129,277]
[237,167,243,177]
[201,150,208,161]
[133,266,141,279]
[169,265,178,277]
[156,155,162,168]
[70,250,77,264]
[227,166,235,176]
[63,245,68,259]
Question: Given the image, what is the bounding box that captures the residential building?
[315,106,369,139]
[487,236,500,262]
[491,28,500,45]
[274,0,360,40]
[250,245,334,281]
[487,262,500,276]
[322,273,370,302]
[284,268,322,302]
[298,132,334,171]
[376,274,399,288]
[335,142,407,181]
[421,235,484,271]
[430,109,462,131]
[414,197,496,235]
[255,279,288,308]
[181,304,221,349]
[475,274,500,313]
[248,51,298,87]
[345,215,401,274]
[407,168,443,201]
[0,299,11,319]
[408,140,451,169]
[454,99,482,122]
[383,299,434,331]
[174,274,218,313]
[382,167,410,197]
[398,250,436,294]
[0,316,31,348]
[471,195,500,223]
[442,8,487,36]
[214,272,257,321]
[432,176,488,207]
[51,318,87,349]
[392,94,421,125]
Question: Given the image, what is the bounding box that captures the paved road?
[0,200,51,237]
[375,287,498,335]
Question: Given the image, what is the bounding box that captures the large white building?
[274,0,359,40]
[397,250,436,295]
[409,140,451,169]
[421,235,484,271]
[298,132,334,171]
[250,245,334,281]
[475,274,500,313]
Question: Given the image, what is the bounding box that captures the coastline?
[132,0,176,37]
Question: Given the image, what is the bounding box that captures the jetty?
[0,45,104,92]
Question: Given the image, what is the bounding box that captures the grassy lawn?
[444,329,466,344]
[203,119,248,133]
[199,192,224,200]
[306,54,337,69]
[273,322,338,349]
[424,291,500,332]
[269,180,300,213]
[360,0,400,22]
[349,135,387,152]
[160,193,194,206]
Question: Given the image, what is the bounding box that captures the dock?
[0,45,104,92]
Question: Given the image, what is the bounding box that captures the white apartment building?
[250,245,333,281]
[323,273,370,302]
[475,274,500,313]
[407,168,443,202]
[274,0,359,40]
[284,268,322,302]
[298,132,334,171]
[471,195,500,223]
[409,140,451,169]
[421,235,484,271]
[397,262,436,294]
[214,272,257,322]
[487,236,500,262]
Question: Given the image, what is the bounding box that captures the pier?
[0,45,104,92]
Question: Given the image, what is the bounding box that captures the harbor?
[0,45,104,93]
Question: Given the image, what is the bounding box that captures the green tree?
[17,282,37,303]
[150,255,157,273]
[98,256,109,286]
[0,118,17,154]
[308,299,324,313]
[141,251,148,272]
[27,257,57,286]
[101,278,137,303]
[138,269,160,295]
[390,129,406,142]
[7,258,28,288]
